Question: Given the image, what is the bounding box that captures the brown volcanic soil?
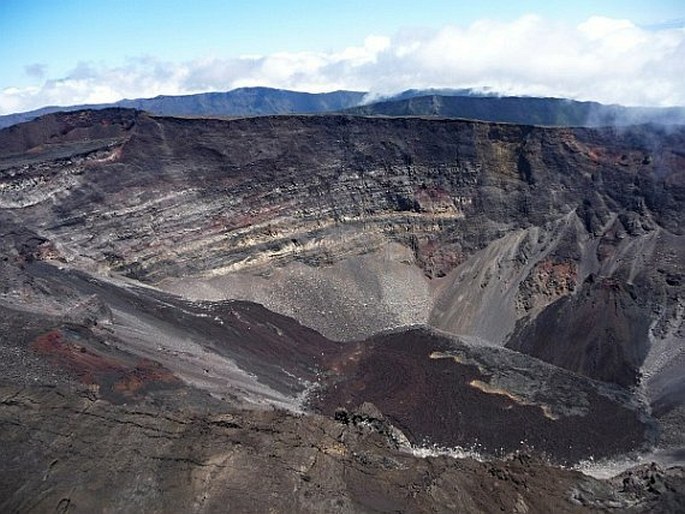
[30,328,180,403]
[310,329,651,464]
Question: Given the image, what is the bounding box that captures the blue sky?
[1,0,684,113]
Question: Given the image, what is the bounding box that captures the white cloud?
[333,35,391,64]
[578,16,637,41]
[2,15,684,115]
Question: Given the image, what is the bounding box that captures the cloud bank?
[2,15,684,115]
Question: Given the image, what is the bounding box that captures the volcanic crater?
[1,108,684,512]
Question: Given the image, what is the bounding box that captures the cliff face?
[4,110,679,281]
[1,109,684,510]
[2,110,682,350]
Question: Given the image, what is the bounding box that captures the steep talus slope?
[507,275,651,388]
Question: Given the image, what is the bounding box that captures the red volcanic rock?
[31,328,180,402]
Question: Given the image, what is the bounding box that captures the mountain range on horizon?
[2,86,685,130]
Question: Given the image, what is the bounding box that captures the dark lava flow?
[309,329,651,464]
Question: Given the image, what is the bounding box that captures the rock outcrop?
[5,384,683,513]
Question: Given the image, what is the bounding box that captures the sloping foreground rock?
[1,384,684,513]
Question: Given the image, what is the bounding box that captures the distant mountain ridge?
[1,86,684,128]
[346,93,685,127]
[0,87,367,129]
[116,87,366,116]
